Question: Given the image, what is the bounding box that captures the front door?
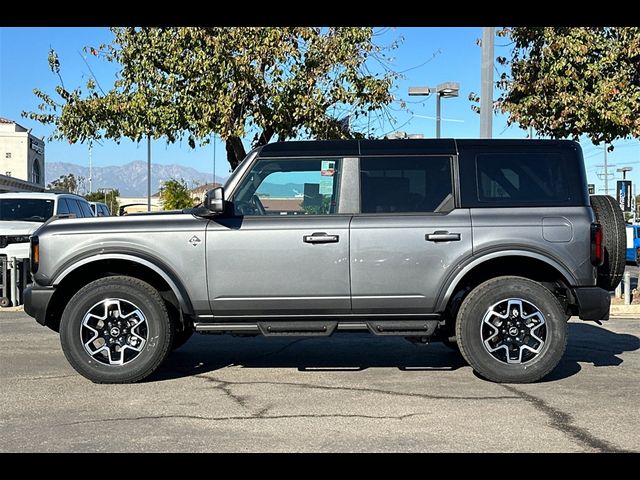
[206,156,351,318]
[350,155,472,314]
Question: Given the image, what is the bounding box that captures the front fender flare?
[53,253,195,316]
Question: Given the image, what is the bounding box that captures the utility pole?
[604,143,609,196]
[88,143,93,194]
[480,27,494,139]
[147,135,151,212]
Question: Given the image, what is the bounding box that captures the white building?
[0,117,45,192]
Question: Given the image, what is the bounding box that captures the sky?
[1,27,638,192]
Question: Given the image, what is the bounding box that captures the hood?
[0,220,42,235]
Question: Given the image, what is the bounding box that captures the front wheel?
[59,276,173,383]
[456,276,567,383]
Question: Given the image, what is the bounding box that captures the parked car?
[0,192,94,261]
[89,202,111,217]
[625,224,640,264]
[24,139,625,384]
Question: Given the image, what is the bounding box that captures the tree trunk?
[225,136,247,171]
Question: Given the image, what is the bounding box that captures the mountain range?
[46,161,227,197]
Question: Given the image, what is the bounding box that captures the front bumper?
[23,284,55,326]
[573,287,610,321]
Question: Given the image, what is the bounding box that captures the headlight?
[0,235,31,248]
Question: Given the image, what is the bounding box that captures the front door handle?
[426,231,461,242]
[303,232,340,244]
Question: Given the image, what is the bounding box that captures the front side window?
[232,158,342,216]
[359,156,453,213]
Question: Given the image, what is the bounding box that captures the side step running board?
[258,321,338,336]
[367,320,439,336]
[194,319,440,337]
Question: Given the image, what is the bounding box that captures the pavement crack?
[17,374,76,381]
[208,379,250,409]
[501,385,630,453]
[195,375,518,401]
[57,412,430,427]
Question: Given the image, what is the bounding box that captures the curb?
[609,304,640,316]
[0,306,24,312]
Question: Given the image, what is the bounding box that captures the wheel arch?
[43,254,194,332]
[437,251,577,316]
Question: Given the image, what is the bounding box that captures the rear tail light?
[30,236,39,274]
[591,223,604,266]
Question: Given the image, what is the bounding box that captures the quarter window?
[233,158,342,216]
[359,156,453,213]
[476,153,569,203]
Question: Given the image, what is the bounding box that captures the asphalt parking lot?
[1,311,639,452]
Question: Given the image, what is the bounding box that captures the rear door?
[350,154,472,314]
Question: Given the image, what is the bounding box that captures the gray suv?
[24,139,624,384]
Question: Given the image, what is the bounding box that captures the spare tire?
[590,195,626,291]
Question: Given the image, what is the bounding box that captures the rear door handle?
[303,232,340,244]
[426,231,461,242]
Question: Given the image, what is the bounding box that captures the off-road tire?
[456,276,567,383]
[590,195,626,291]
[59,276,173,383]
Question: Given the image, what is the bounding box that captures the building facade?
[0,118,45,192]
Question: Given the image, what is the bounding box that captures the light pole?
[408,82,460,138]
[617,166,632,180]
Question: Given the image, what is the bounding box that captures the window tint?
[0,199,54,222]
[64,198,82,218]
[476,153,569,203]
[78,200,94,217]
[359,156,452,213]
[233,158,342,216]
[56,199,71,215]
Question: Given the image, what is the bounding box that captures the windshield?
[0,198,55,222]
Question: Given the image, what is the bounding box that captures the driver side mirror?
[204,186,225,214]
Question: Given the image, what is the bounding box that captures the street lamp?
[617,166,633,180]
[408,82,460,138]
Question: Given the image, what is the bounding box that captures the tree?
[160,179,193,210]
[24,28,400,170]
[85,189,120,216]
[492,27,640,148]
[48,173,77,193]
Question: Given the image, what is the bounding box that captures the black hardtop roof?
[257,138,579,157]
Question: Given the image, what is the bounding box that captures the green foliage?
[85,189,120,216]
[24,28,400,170]
[302,195,332,215]
[48,173,77,193]
[160,178,193,210]
[492,27,640,148]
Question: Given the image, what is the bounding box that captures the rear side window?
[359,156,452,213]
[78,201,94,217]
[476,153,573,204]
[56,199,71,215]
[64,198,82,218]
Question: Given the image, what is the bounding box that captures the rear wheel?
[59,276,173,383]
[590,195,626,291]
[456,276,567,383]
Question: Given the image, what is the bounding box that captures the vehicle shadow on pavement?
[542,323,640,382]
[152,324,640,382]
[153,333,468,382]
